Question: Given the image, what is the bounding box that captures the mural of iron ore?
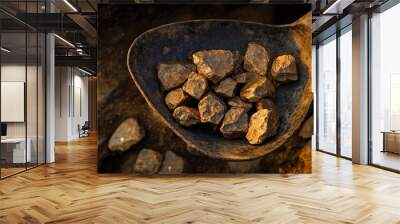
[98,4,313,174]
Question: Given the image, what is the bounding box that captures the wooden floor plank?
[1,135,400,223]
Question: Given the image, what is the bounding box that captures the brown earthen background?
[97,4,312,174]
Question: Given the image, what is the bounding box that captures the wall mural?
[98,4,313,174]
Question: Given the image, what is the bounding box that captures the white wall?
[1,64,42,137]
[72,73,89,138]
[55,66,89,141]
[1,65,26,138]
[1,63,46,164]
[55,66,69,141]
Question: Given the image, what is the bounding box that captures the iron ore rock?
[256,98,277,111]
[246,109,280,144]
[192,50,235,84]
[182,72,208,100]
[134,148,162,174]
[243,42,271,76]
[227,96,253,112]
[108,118,145,152]
[233,50,244,70]
[157,43,295,144]
[165,88,189,110]
[240,77,276,102]
[157,63,194,91]
[271,55,297,82]
[198,93,227,125]
[214,77,238,98]
[232,72,259,84]
[220,108,249,139]
[159,151,185,174]
[172,106,200,127]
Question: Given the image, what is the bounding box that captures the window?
[316,24,353,159]
[370,3,400,171]
[339,27,352,158]
[312,45,317,150]
[317,35,337,154]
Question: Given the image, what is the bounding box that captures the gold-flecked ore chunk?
[271,54,297,82]
[246,109,279,145]
[198,93,227,125]
[134,148,162,174]
[240,77,276,102]
[192,50,235,84]
[220,108,249,139]
[108,118,145,152]
[165,88,189,110]
[182,72,208,100]
[243,42,271,76]
[228,96,253,112]
[157,63,194,91]
[172,106,200,127]
[214,77,238,98]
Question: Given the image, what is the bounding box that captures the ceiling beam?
[322,0,356,15]
[67,13,97,39]
[312,15,335,33]
[55,55,96,71]
[13,13,82,32]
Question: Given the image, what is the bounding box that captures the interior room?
[0,0,400,223]
[0,20,46,178]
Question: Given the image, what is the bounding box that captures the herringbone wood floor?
[1,135,400,224]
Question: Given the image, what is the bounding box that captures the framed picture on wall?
[1,81,25,123]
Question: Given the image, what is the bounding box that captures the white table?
[1,138,31,163]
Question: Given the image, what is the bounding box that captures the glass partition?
[339,26,352,158]
[38,32,45,165]
[0,2,46,179]
[1,31,28,177]
[370,3,400,171]
[316,25,353,159]
[312,45,317,150]
[27,31,38,169]
[317,35,337,154]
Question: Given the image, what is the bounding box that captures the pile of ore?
[158,42,298,145]
[107,117,188,174]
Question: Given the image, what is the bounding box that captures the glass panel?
[371,4,400,171]
[312,45,317,151]
[27,31,38,169]
[1,31,27,177]
[25,0,38,169]
[0,1,46,178]
[339,28,352,158]
[317,36,337,154]
[38,33,45,165]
